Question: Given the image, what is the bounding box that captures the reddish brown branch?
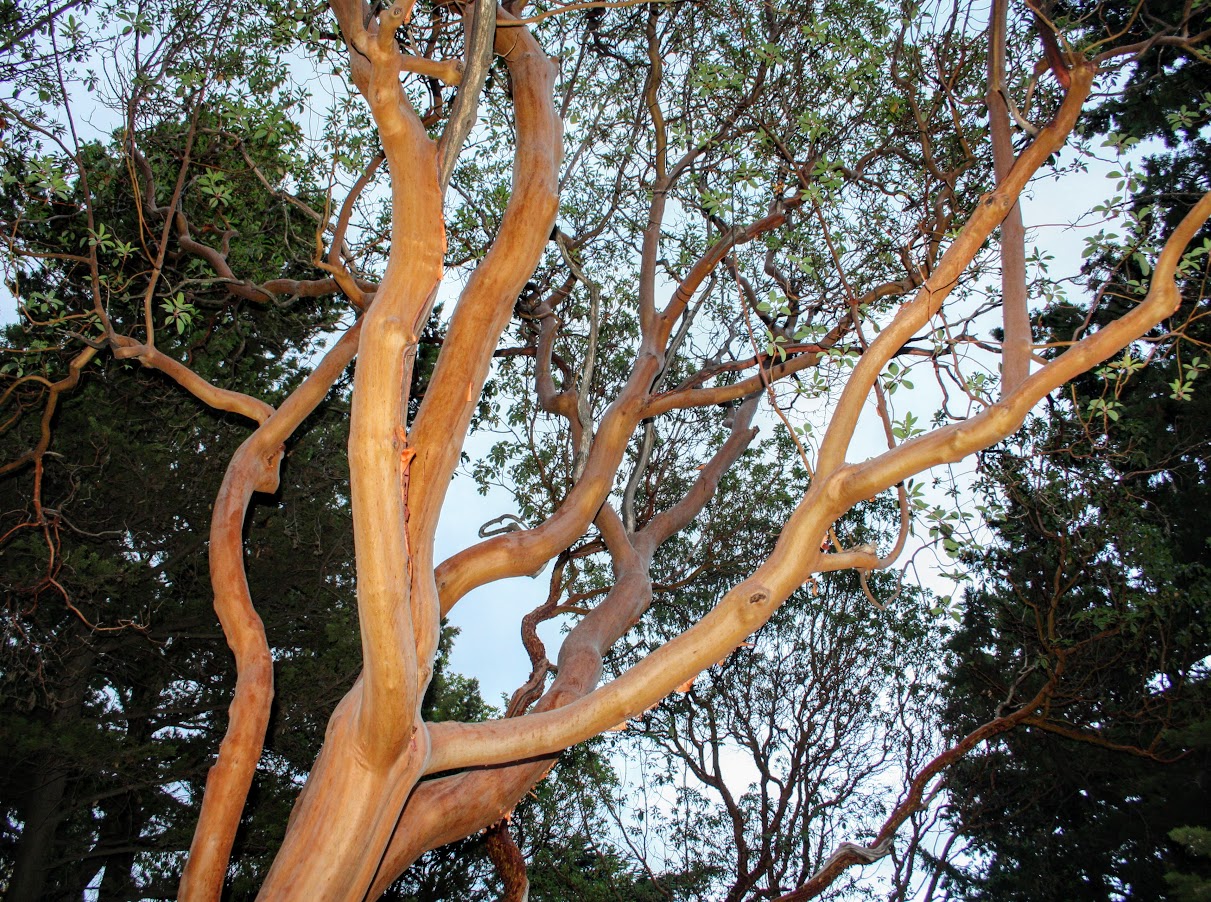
[484,819,530,901]
[0,346,97,482]
[1034,10,1072,89]
[111,337,274,424]
[988,0,1031,395]
[178,321,363,900]
[1019,716,1185,762]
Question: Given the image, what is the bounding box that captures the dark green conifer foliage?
[0,76,363,895]
[939,3,1211,894]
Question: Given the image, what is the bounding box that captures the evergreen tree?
[937,4,1211,894]
[0,41,363,893]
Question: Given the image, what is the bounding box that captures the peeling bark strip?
[150,0,1211,898]
[485,820,531,902]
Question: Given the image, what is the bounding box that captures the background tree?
[931,1,1211,895]
[560,442,940,901]
[0,16,366,893]
[1,0,1209,899]
[937,440,1211,899]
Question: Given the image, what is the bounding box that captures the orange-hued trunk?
[242,5,561,899]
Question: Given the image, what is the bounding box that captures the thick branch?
[815,63,1094,477]
[111,338,274,424]
[178,320,363,901]
[836,188,1211,505]
[988,0,1031,395]
[410,15,562,537]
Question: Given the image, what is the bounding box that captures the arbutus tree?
[2,0,1210,899]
